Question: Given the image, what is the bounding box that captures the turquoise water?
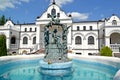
[0,59,119,80]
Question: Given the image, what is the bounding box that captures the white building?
[0,2,120,55]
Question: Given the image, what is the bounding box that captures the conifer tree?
[0,15,6,25]
[0,34,7,56]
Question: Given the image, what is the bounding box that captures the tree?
[0,34,7,56]
[100,46,112,56]
[0,15,6,25]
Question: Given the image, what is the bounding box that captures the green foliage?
[0,34,7,56]
[0,15,6,25]
[100,46,112,56]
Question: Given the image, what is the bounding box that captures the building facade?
[0,2,120,55]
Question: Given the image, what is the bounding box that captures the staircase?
[30,43,44,54]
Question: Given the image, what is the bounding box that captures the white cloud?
[67,12,89,21]
[50,0,73,7]
[0,0,30,11]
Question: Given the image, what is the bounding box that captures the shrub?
[0,34,7,56]
[100,46,112,56]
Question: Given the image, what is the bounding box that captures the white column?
[105,36,110,47]
[95,38,98,49]
[6,30,11,50]
[36,25,41,49]
[6,37,10,49]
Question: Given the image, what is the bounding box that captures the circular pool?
[0,54,120,80]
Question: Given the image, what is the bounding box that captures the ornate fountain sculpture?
[43,14,70,63]
[39,14,72,76]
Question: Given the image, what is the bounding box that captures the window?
[35,28,37,32]
[112,20,117,25]
[51,8,56,16]
[75,36,82,44]
[88,53,93,55]
[47,13,50,18]
[57,13,60,17]
[77,26,80,31]
[76,53,82,55]
[88,36,94,44]
[33,37,36,44]
[25,28,27,32]
[90,26,92,30]
[83,26,86,30]
[12,52,16,54]
[30,28,32,32]
[23,37,28,44]
[11,37,16,44]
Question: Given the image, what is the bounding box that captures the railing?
[10,44,19,49]
[110,44,120,52]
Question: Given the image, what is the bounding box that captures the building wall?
[71,22,99,55]
[1,4,120,55]
[102,15,120,47]
[19,24,37,54]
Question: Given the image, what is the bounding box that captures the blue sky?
[0,0,120,23]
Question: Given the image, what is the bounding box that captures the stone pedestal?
[44,43,69,63]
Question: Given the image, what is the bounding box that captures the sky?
[0,0,120,23]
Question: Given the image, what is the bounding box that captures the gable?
[105,14,120,26]
[36,4,72,24]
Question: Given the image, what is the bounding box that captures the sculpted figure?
[61,25,71,54]
[43,13,70,62]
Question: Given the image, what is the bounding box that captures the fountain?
[39,14,72,76]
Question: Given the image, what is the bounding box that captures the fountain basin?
[0,55,120,80]
[39,60,72,76]
[114,70,120,80]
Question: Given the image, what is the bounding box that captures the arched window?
[90,26,92,30]
[35,28,37,32]
[25,28,27,32]
[23,37,28,44]
[83,26,86,30]
[51,8,56,16]
[30,28,32,32]
[88,36,94,44]
[77,26,80,31]
[11,37,16,44]
[112,20,117,25]
[75,36,82,44]
[33,37,36,44]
